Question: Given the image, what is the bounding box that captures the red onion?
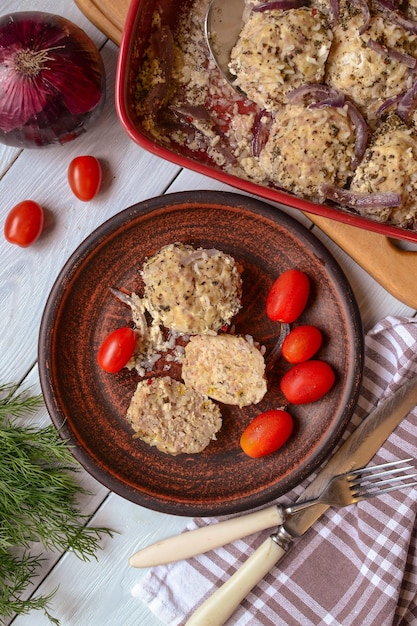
[329,0,340,24]
[253,0,307,11]
[288,83,341,104]
[141,25,174,116]
[345,101,368,168]
[265,323,290,372]
[251,109,272,157]
[0,12,105,148]
[321,184,401,210]
[376,93,403,117]
[397,80,417,119]
[373,0,417,33]
[367,38,417,69]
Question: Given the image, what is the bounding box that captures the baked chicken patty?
[259,103,356,200]
[349,114,417,228]
[142,243,242,335]
[182,334,267,407]
[229,7,333,111]
[326,12,417,126]
[126,376,222,455]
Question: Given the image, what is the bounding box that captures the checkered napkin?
[133,316,417,625]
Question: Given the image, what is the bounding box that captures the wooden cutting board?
[74,0,417,308]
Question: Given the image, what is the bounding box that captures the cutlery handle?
[129,505,283,567]
[185,535,287,626]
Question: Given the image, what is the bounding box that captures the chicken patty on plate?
[182,333,267,407]
[126,376,222,455]
[142,243,242,335]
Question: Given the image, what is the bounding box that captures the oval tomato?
[281,325,323,363]
[266,269,310,323]
[97,327,136,373]
[280,360,335,404]
[4,200,44,247]
[68,155,102,201]
[240,409,293,458]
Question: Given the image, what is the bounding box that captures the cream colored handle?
[129,505,283,567]
[185,535,286,626]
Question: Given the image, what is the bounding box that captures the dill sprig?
[0,383,114,623]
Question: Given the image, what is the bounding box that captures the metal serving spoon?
[204,0,246,87]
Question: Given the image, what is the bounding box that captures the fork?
[285,457,417,514]
[129,458,417,568]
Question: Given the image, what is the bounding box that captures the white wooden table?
[1,1,416,624]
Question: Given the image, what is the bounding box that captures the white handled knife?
[184,376,417,625]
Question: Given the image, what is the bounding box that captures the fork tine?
[352,472,417,495]
[356,480,417,501]
[348,458,413,476]
[349,468,417,489]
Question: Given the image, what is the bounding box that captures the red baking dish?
[116,0,417,243]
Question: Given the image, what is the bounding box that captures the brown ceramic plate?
[39,191,363,517]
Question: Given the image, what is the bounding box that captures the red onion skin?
[0,12,106,148]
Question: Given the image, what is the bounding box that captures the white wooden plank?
[0,39,180,384]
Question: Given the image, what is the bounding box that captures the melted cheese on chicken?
[127,376,222,455]
[259,103,356,199]
[182,334,267,407]
[229,7,333,110]
[142,243,242,335]
[326,14,416,126]
[350,115,417,227]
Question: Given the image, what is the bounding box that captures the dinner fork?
[285,457,417,514]
[129,458,417,567]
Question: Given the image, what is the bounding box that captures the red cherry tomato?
[4,200,44,247]
[240,409,293,458]
[97,327,136,373]
[266,269,310,323]
[280,360,335,404]
[68,155,102,201]
[281,325,323,363]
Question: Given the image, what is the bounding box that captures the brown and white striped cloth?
[133,316,417,625]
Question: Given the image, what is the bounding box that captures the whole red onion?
[0,12,106,148]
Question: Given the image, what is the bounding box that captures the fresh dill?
[0,383,114,624]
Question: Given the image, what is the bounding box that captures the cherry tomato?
[281,325,323,363]
[97,327,136,373]
[4,200,44,247]
[240,409,293,458]
[68,155,102,201]
[280,360,335,404]
[266,269,310,323]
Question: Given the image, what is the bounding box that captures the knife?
[182,376,417,625]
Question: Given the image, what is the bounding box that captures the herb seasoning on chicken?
[182,334,267,407]
[349,114,417,227]
[141,243,242,335]
[229,7,333,111]
[127,377,222,455]
[259,103,356,199]
[325,12,417,127]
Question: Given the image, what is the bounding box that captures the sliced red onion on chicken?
[321,184,401,211]
[253,0,307,11]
